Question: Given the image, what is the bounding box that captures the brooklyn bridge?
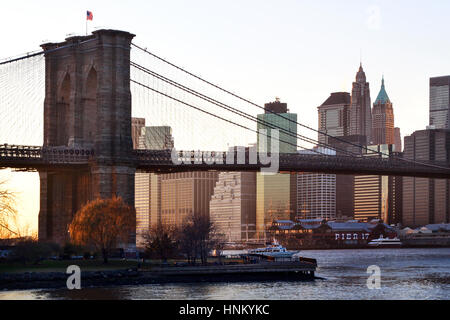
[1,29,449,244]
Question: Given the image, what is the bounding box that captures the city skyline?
[2,1,450,233]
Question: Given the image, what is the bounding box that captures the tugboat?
[367,235,402,248]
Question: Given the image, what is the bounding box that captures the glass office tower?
[134,125,174,247]
[256,99,297,240]
[403,129,450,227]
[430,76,450,129]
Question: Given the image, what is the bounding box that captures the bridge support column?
[38,29,136,246]
[91,165,136,205]
[38,170,92,244]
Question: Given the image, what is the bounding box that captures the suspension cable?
[131,43,450,171]
[131,61,361,157]
[0,38,96,66]
[131,78,327,155]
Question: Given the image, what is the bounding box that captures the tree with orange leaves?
[68,197,136,263]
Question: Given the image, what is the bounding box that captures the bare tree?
[143,223,178,263]
[178,213,225,265]
[0,180,18,239]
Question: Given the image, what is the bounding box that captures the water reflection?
[1,248,449,300]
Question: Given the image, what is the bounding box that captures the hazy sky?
[1,0,450,233]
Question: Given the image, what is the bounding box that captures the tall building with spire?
[349,64,372,145]
[372,77,395,146]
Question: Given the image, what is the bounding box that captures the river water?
[1,248,449,300]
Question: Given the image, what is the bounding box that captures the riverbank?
[0,262,317,291]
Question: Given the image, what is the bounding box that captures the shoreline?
[0,263,318,291]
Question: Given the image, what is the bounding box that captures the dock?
[0,260,317,290]
[146,261,317,283]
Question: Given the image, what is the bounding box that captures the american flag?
[87,11,93,21]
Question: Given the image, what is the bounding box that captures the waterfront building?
[209,171,257,242]
[317,92,350,145]
[256,99,297,240]
[267,219,397,249]
[349,64,372,145]
[429,76,450,129]
[297,147,336,220]
[403,129,450,227]
[372,77,395,146]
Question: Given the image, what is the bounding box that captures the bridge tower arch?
[38,30,136,245]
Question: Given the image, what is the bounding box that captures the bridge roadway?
[1,144,450,178]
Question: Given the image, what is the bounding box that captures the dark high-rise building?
[318,92,351,145]
[429,76,450,129]
[328,135,366,218]
[372,77,395,146]
[403,129,450,227]
[349,64,372,145]
[389,153,403,226]
[354,144,402,224]
[394,127,402,152]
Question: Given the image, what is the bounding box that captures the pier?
[146,261,317,283]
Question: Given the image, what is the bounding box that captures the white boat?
[247,243,299,259]
[367,235,402,248]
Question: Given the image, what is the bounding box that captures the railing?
[134,149,450,178]
[41,147,94,163]
[0,144,94,165]
[1,145,450,177]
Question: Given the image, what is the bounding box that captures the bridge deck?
[1,145,450,178]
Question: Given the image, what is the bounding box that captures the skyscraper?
[160,172,219,227]
[131,118,145,149]
[403,129,450,227]
[372,77,395,146]
[429,76,450,129]
[138,126,174,150]
[256,99,297,240]
[257,98,297,153]
[134,125,174,247]
[349,64,372,145]
[354,144,401,224]
[328,135,366,218]
[297,147,336,220]
[210,171,256,242]
[317,92,351,145]
[394,127,402,152]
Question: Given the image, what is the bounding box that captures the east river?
[0,248,449,300]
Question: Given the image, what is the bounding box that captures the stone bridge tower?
[38,30,136,245]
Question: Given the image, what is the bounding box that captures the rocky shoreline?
[0,263,318,291]
[0,269,143,291]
